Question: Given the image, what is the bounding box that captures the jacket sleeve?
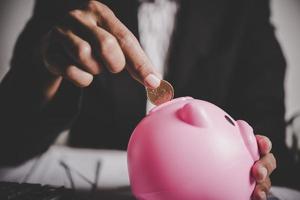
[0,0,82,166]
[226,0,298,187]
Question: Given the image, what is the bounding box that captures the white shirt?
[138,0,179,113]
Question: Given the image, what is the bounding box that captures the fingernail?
[258,191,266,200]
[144,74,161,88]
[258,167,268,180]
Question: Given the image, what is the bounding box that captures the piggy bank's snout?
[237,120,260,161]
[177,102,210,127]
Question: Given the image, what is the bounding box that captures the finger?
[42,35,68,76]
[43,37,93,88]
[252,153,276,182]
[46,52,93,88]
[251,177,271,200]
[109,18,161,88]
[45,52,93,88]
[256,135,272,156]
[67,9,126,74]
[54,26,102,75]
[87,1,161,88]
[64,65,93,87]
[91,27,126,73]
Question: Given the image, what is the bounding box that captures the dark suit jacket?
[1,0,297,187]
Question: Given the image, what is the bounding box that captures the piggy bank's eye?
[225,115,235,126]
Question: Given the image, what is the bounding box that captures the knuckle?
[118,31,134,49]
[135,61,147,72]
[76,41,92,61]
[101,36,118,55]
[87,1,114,17]
[99,4,114,18]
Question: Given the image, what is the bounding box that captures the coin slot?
[225,115,235,126]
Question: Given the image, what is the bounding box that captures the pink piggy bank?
[127,97,259,200]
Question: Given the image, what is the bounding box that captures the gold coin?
[146,80,174,106]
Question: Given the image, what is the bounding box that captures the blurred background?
[0,1,299,199]
[1,0,299,149]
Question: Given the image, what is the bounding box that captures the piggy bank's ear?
[177,102,210,127]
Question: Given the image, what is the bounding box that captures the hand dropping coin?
[146,80,174,106]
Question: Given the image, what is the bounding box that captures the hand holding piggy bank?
[127,97,259,200]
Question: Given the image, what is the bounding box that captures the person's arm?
[0,16,82,166]
[226,0,293,193]
[0,0,161,166]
